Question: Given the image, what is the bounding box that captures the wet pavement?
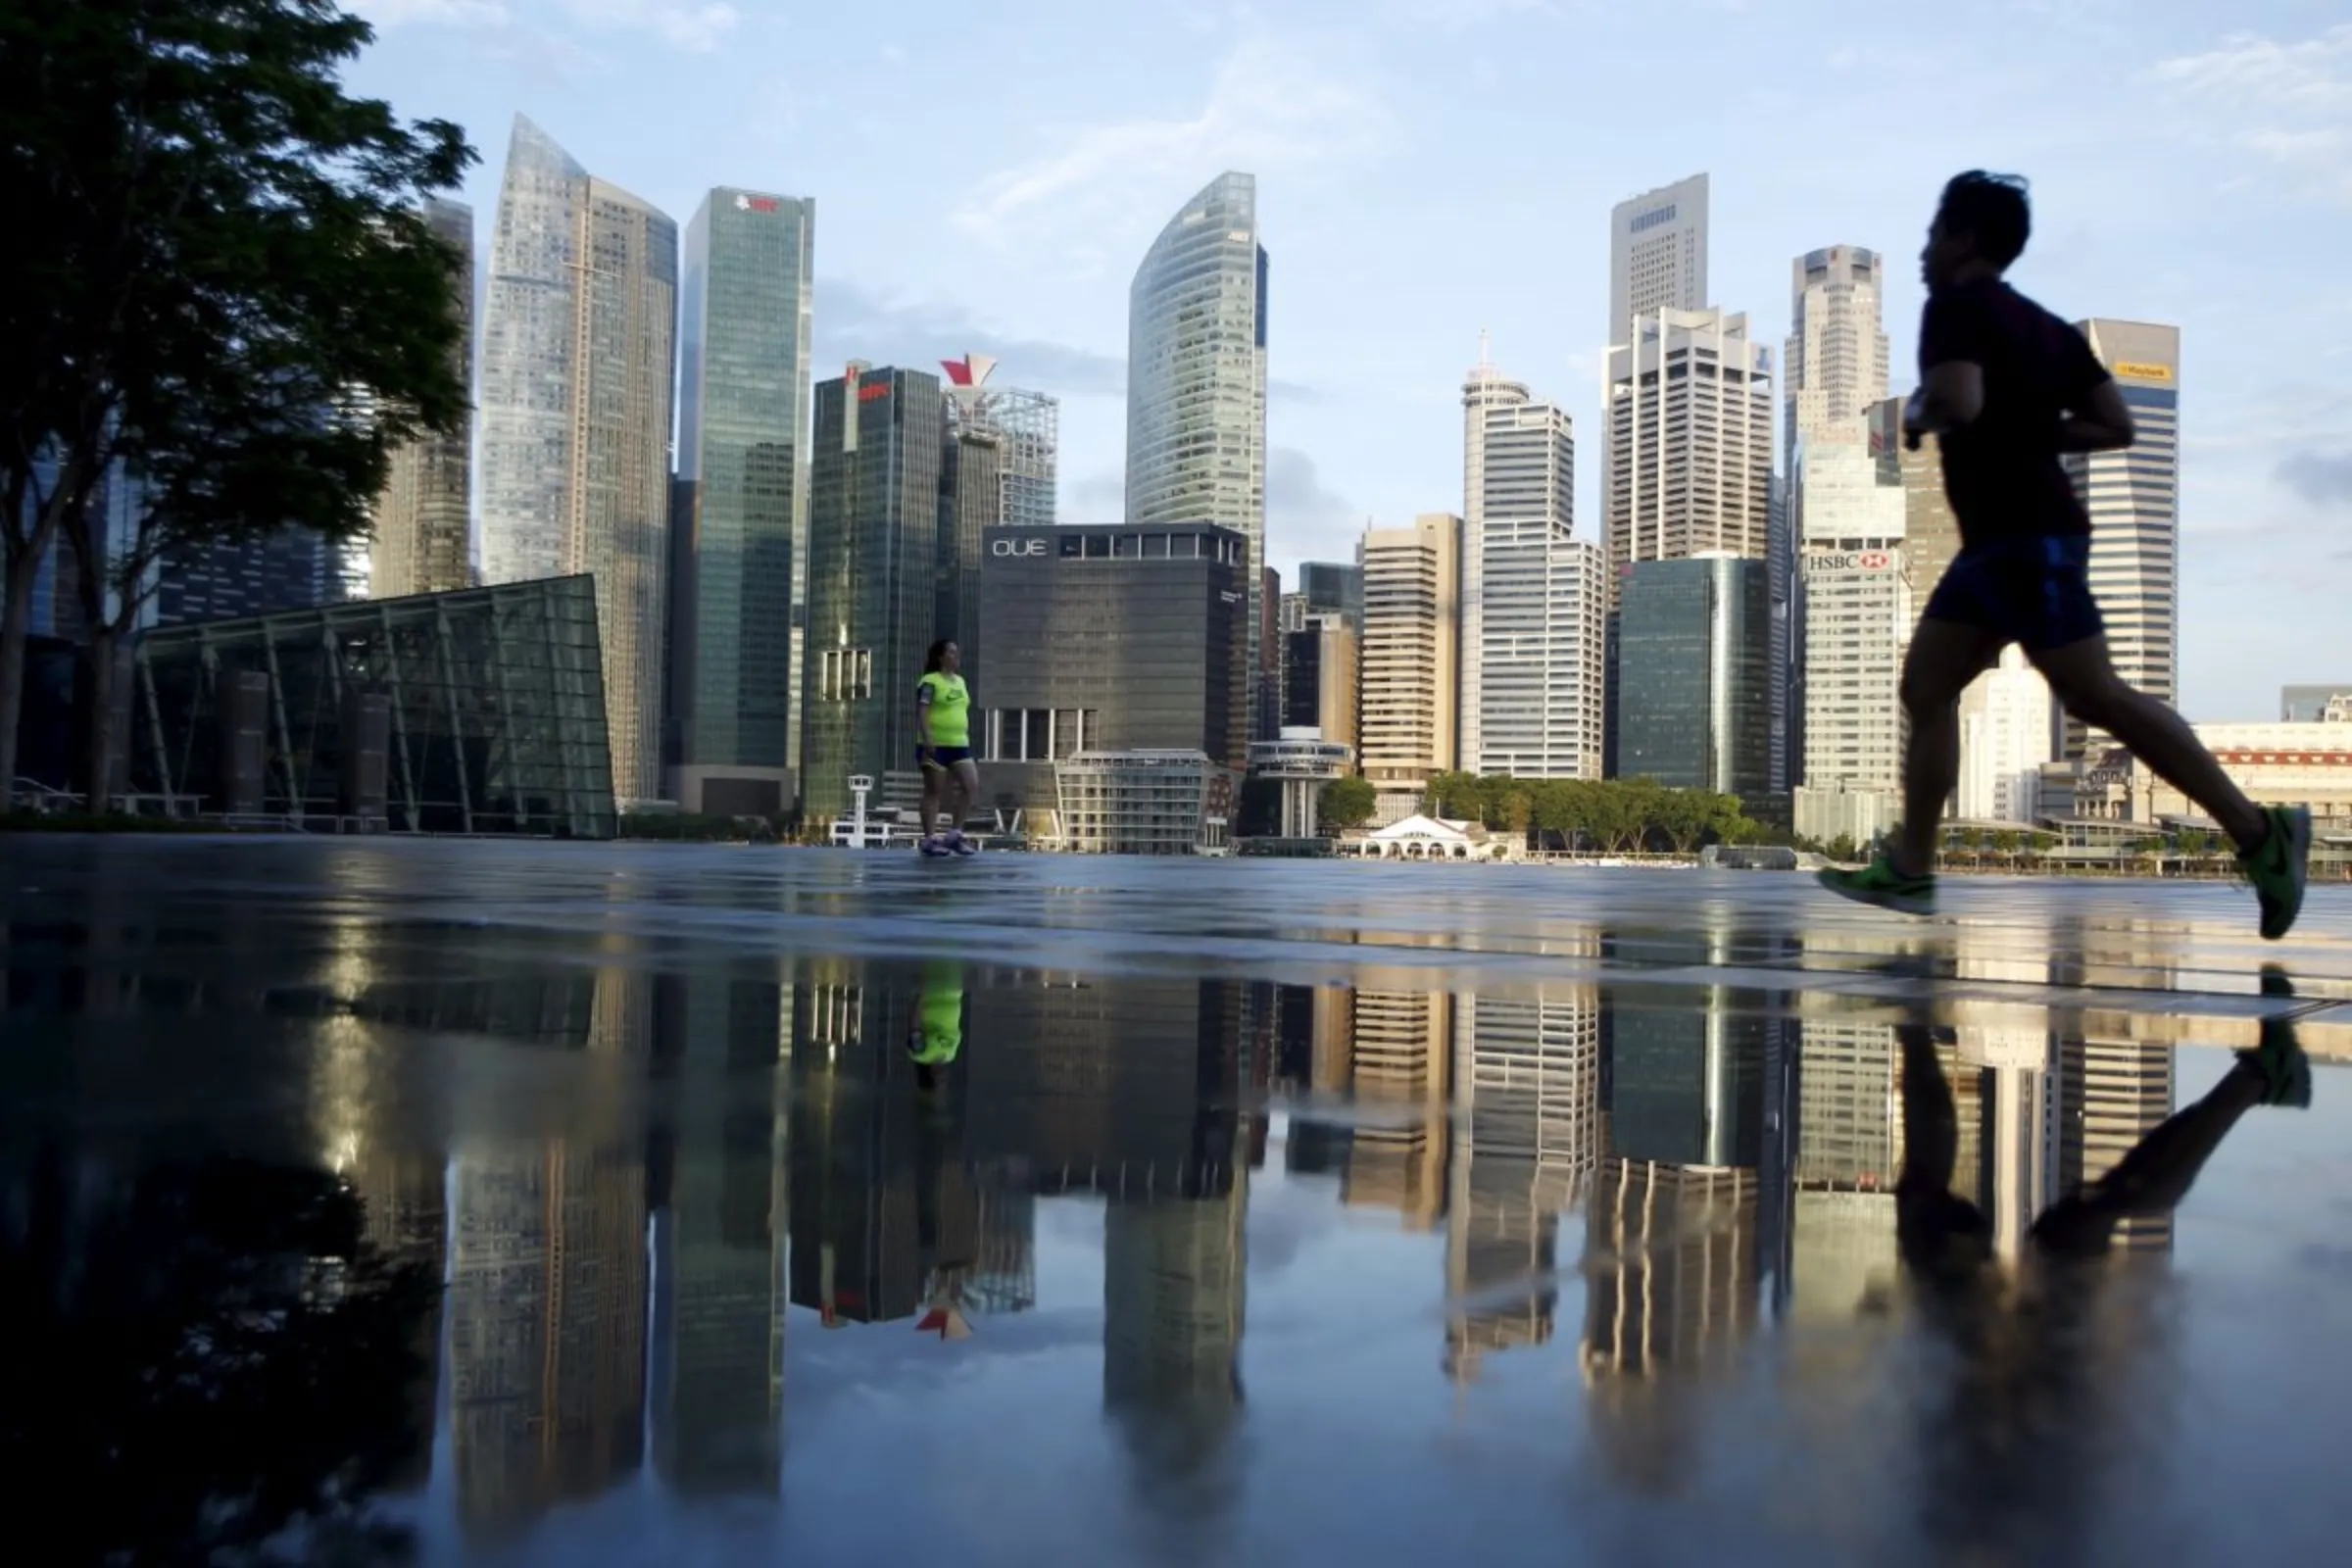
[4,836,2351,1565]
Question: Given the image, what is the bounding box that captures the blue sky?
[349,0,2350,721]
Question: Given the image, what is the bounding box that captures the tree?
[1320,775,1377,832]
[0,0,473,808]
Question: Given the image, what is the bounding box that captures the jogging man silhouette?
[1820,171,2310,939]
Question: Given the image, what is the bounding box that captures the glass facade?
[371,196,476,602]
[1616,556,1774,805]
[1126,173,1267,723]
[670,186,813,808]
[127,575,616,837]
[801,367,944,817]
[477,116,676,804]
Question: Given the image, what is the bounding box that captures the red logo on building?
[858,381,892,403]
[1859,551,1890,570]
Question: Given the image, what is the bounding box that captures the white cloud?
[2153,24,2352,202]
[953,35,1387,247]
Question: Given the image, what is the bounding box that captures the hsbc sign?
[1809,550,1895,572]
[991,537,1048,558]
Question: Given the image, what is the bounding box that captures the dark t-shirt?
[1918,278,2111,545]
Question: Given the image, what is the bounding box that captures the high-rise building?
[1793,422,1910,846]
[1461,354,1600,779]
[801,364,944,818]
[942,355,1056,529]
[1616,556,1774,802]
[1257,564,1284,742]
[1295,561,1363,627]
[1127,173,1268,724]
[2282,684,2352,722]
[1358,514,1461,798]
[969,521,1251,826]
[1785,248,1891,479]
[936,415,1001,684]
[371,195,475,602]
[1608,174,1709,349]
[153,527,358,627]
[1281,616,1358,747]
[1958,646,2055,822]
[1606,308,1774,582]
[477,116,677,804]
[667,185,813,816]
[2067,320,2180,759]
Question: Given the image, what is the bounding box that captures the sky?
[347,0,2352,722]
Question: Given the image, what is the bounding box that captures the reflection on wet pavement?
[3,838,2350,1563]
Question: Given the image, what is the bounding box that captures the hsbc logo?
[991,537,1048,558]
[1859,551,1890,570]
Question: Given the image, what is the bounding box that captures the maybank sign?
[2113,361,2174,384]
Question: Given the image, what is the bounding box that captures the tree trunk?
[0,541,43,811]
[78,626,121,815]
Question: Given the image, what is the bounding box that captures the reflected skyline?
[4,849,2342,1562]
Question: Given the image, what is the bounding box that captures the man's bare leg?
[1890,619,2009,876]
[2031,636,2267,851]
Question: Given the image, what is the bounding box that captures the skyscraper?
[1294,561,1362,627]
[1616,556,1774,802]
[1608,174,1709,348]
[1792,419,1910,847]
[1784,248,1891,480]
[2067,320,2180,760]
[1357,514,1461,800]
[1607,307,1774,580]
[936,412,1001,685]
[477,116,678,804]
[1461,354,1600,779]
[371,195,474,601]
[943,355,1057,529]
[800,364,944,818]
[1127,173,1268,723]
[667,185,813,816]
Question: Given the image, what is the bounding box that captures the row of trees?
[1318,771,1778,854]
[1,1,474,808]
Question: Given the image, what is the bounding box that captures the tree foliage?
[1319,774,1378,831]
[0,0,474,806]
[1418,772,1772,854]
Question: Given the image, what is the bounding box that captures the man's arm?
[1904,361,1984,440]
[2055,376,2134,453]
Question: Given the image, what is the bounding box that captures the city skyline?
[346,1,2344,723]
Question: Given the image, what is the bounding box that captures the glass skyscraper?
[477,115,677,805]
[370,196,476,602]
[800,365,944,818]
[1616,556,1774,805]
[668,186,813,815]
[1126,173,1267,724]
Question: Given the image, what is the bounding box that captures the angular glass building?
[477,116,676,806]
[1616,556,1774,808]
[668,186,814,815]
[1126,173,1267,721]
[128,576,615,837]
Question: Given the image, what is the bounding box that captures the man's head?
[1923,171,2031,290]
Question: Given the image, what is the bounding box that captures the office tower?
[801,364,944,818]
[1295,561,1363,627]
[2058,1032,2176,1255]
[1958,646,2056,822]
[477,116,678,804]
[1281,616,1358,746]
[1785,248,1891,479]
[371,196,475,601]
[1607,308,1773,582]
[1461,352,1600,779]
[1616,556,1774,801]
[1127,172,1268,726]
[1608,174,1709,348]
[937,410,1001,684]
[667,186,813,815]
[943,354,1057,529]
[1343,991,1453,1226]
[1792,420,1910,846]
[1257,564,1283,742]
[1881,395,1963,602]
[1357,514,1461,797]
[2067,321,2180,759]
[970,521,1251,823]
[152,527,358,627]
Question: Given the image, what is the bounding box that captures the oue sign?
[991,537,1049,558]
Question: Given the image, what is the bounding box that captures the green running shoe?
[2235,964,2312,1108]
[2238,805,2312,942]
[1818,855,1936,917]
